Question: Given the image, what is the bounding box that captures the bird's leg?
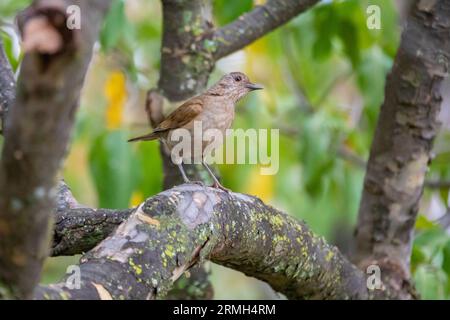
[177,162,205,186]
[202,161,230,192]
[177,163,190,183]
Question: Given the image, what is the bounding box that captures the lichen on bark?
[37,185,370,300]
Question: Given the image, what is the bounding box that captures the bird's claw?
[190,180,206,187]
[212,182,231,193]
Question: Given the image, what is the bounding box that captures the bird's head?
[207,72,263,102]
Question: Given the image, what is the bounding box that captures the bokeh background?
[1,0,450,299]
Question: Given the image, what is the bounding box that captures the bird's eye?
[234,75,242,82]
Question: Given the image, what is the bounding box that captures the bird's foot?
[189,180,207,187]
[212,181,231,193]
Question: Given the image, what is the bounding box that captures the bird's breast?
[200,102,235,132]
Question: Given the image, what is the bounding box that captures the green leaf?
[213,0,253,26]
[312,5,336,60]
[413,228,450,267]
[356,48,392,129]
[439,188,449,205]
[0,0,31,17]
[415,215,438,231]
[0,32,20,71]
[442,239,450,273]
[336,19,360,67]
[413,265,448,299]
[411,246,426,268]
[134,142,163,196]
[89,130,138,208]
[299,113,346,197]
[100,0,127,51]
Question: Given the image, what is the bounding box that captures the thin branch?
[212,0,320,60]
[353,0,450,291]
[436,207,450,230]
[37,184,372,300]
[336,145,367,169]
[278,123,368,170]
[279,126,447,189]
[281,61,314,114]
[314,70,353,107]
[424,179,450,190]
[0,0,111,299]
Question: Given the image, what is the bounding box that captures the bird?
[128,72,263,190]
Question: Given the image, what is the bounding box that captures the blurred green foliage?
[413,217,450,299]
[100,0,129,51]
[1,0,450,299]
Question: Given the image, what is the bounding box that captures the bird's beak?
[245,83,264,91]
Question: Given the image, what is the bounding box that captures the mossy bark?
[0,38,15,133]
[38,185,370,300]
[158,0,215,102]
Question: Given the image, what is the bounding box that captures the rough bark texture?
[354,0,450,299]
[0,38,16,133]
[52,182,133,256]
[158,0,215,102]
[52,181,214,299]
[37,185,369,300]
[0,0,111,299]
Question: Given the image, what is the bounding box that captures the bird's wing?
[155,98,204,131]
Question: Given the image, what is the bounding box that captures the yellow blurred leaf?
[253,0,267,5]
[104,71,127,129]
[415,215,437,231]
[245,167,274,202]
[244,37,267,73]
[129,190,144,207]
[244,37,275,111]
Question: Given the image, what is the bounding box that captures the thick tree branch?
[52,182,133,256]
[354,0,450,297]
[53,207,131,256]
[37,185,370,300]
[212,0,320,60]
[52,181,214,299]
[0,0,110,299]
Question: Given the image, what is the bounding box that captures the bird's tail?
[128,132,159,142]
